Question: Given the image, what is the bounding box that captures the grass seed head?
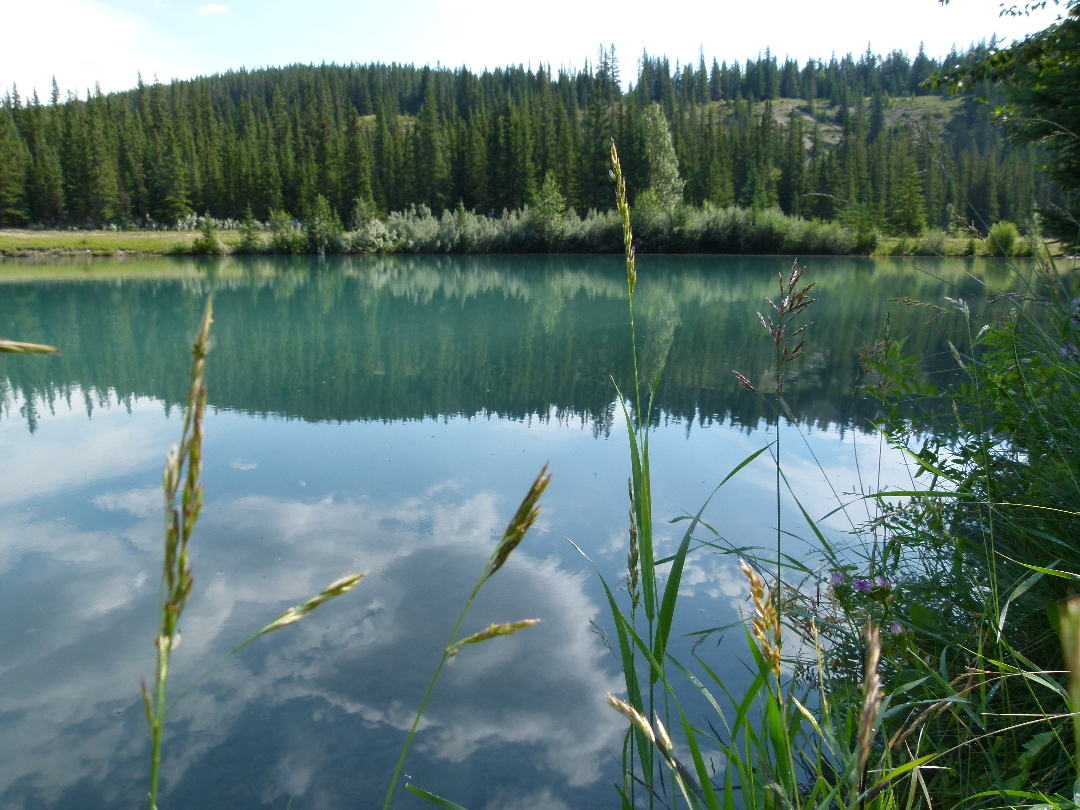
[741,559,782,678]
[448,618,542,652]
[485,464,551,581]
[255,573,366,638]
[654,713,673,753]
[609,139,636,295]
[606,693,656,746]
[855,620,884,792]
[0,339,60,354]
[1058,596,1080,767]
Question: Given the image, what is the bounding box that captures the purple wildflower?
[830,571,846,586]
[889,621,902,635]
[877,577,889,589]
[853,578,871,593]
[1061,342,1078,359]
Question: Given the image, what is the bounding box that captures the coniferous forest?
[0,45,1061,238]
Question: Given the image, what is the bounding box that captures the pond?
[0,254,1011,810]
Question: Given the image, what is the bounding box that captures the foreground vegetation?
[584,139,1080,810]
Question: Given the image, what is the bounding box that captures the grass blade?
[406,784,470,810]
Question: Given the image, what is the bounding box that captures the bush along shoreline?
[9,198,1037,259]
[157,196,1049,258]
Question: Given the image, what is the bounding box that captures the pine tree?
[642,103,684,210]
[414,78,451,212]
[889,136,927,236]
[0,108,27,225]
[342,109,374,213]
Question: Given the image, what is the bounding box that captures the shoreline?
[0,229,1061,260]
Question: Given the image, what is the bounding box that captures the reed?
[142,301,364,810]
[387,465,551,809]
[0,339,59,353]
[593,140,957,810]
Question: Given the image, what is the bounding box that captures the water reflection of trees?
[0,255,1012,433]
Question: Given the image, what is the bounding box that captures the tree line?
[0,45,1059,236]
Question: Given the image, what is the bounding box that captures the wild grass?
[0,229,201,256]
[141,300,365,809]
[836,250,1080,805]
[591,140,931,810]
[0,339,59,354]
[595,136,1080,810]
[126,299,554,809]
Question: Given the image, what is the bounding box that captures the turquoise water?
[0,254,1007,809]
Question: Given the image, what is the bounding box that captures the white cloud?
[0,388,171,508]
[197,4,229,14]
[0,0,194,96]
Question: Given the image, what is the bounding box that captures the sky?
[0,0,1066,99]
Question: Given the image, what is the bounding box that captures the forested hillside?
[0,45,1059,235]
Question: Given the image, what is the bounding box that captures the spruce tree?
[0,109,27,225]
[642,103,684,210]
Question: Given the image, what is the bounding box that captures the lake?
[0,254,1011,809]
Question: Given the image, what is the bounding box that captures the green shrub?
[305,194,344,253]
[234,207,263,254]
[268,209,304,254]
[916,229,948,256]
[525,172,569,250]
[988,220,1020,256]
[188,217,223,255]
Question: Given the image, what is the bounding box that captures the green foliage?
[304,194,343,252]
[642,103,685,211]
[349,196,376,230]
[988,219,1021,256]
[268,209,304,254]
[839,257,1080,804]
[935,2,1080,245]
[525,172,568,249]
[234,206,262,254]
[0,48,1056,236]
[599,143,931,810]
[0,108,27,226]
[188,216,223,255]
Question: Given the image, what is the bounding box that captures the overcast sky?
[0,0,1065,100]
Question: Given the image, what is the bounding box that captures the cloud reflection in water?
[0,427,624,809]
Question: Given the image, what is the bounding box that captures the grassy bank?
[0,229,218,257]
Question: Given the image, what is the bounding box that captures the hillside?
[0,50,1059,236]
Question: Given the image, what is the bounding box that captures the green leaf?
[406,784,469,810]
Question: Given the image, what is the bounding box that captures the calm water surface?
[0,255,1012,809]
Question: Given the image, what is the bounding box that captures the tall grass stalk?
[0,339,59,353]
[143,301,363,810]
[143,301,214,810]
[385,465,551,810]
[604,140,786,809]
[597,144,964,810]
[735,261,816,594]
